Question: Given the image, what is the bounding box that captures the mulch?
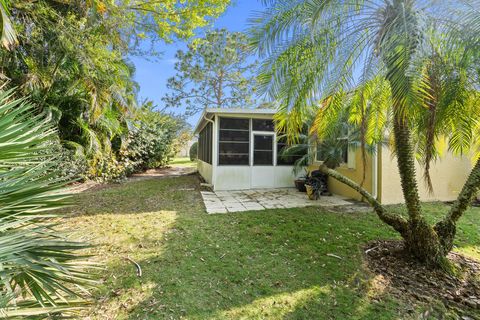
[364,240,480,318]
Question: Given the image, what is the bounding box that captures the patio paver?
[201,188,355,214]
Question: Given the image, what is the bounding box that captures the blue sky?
[129,1,265,127]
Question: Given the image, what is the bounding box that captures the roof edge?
[193,108,277,134]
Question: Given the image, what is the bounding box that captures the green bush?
[190,141,198,161]
[119,107,180,175]
[64,104,183,182]
[54,142,89,181]
[88,152,128,182]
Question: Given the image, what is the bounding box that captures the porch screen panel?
[219,117,250,165]
[252,119,274,131]
[276,135,307,165]
[198,122,212,164]
[254,134,273,165]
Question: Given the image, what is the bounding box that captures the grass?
[62,175,480,319]
[169,157,197,168]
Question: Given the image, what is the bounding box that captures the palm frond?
[0,89,96,316]
[0,0,17,50]
[254,0,480,197]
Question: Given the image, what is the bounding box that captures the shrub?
[54,142,89,181]
[190,141,198,161]
[88,152,128,182]
[119,107,180,175]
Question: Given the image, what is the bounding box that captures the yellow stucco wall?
[308,145,472,205]
[309,149,373,201]
[379,146,472,204]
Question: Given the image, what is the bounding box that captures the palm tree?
[0,90,96,317]
[251,0,480,266]
[0,0,17,49]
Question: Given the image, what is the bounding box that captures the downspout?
[372,145,379,200]
[204,115,214,126]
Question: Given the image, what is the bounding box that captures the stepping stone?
[207,208,227,214]
[243,204,264,211]
[218,197,239,202]
[215,191,232,197]
[226,206,247,213]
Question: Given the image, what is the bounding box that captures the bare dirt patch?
[130,166,196,180]
[364,240,480,318]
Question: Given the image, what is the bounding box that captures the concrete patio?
[201,188,355,214]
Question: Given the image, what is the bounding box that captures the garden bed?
[364,240,480,318]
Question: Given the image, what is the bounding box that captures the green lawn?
[169,157,197,168]
[63,175,480,319]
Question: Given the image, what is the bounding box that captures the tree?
[99,0,231,51]
[190,142,198,161]
[1,0,230,180]
[163,29,257,114]
[1,0,230,52]
[174,129,194,156]
[251,0,480,266]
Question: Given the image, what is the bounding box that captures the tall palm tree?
[251,0,480,266]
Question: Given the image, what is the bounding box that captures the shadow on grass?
[65,175,474,319]
[68,175,205,216]
[100,211,407,319]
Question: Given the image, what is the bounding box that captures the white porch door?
[251,132,276,188]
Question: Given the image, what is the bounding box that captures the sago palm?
[0,89,96,317]
[251,0,480,266]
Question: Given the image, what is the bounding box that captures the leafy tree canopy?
[163,29,257,115]
[0,0,230,180]
[2,0,230,52]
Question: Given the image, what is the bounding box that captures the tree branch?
[318,164,408,235]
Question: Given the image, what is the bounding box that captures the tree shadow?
[65,175,205,216]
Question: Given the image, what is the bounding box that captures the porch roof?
[193,108,277,134]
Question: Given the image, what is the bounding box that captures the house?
[194,108,302,191]
[194,108,472,204]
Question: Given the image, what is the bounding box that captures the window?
[198,122,212,164]
[252,119,274,131]
[219,117,250,165]
[276,135,307,166]
[253,134,274,165]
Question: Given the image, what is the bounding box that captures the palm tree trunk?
[392,114,444,265]
[318,164,408,235]
[392,117,422,219]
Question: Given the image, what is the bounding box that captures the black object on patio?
[305,170,331,200]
